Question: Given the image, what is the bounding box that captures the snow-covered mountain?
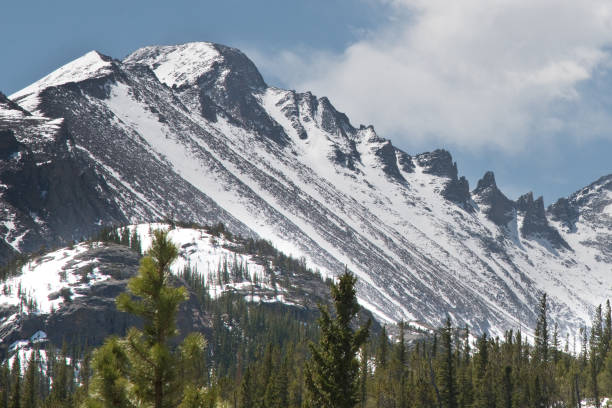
[1,42,611,336]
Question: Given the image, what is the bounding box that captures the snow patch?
[125,42,221,88]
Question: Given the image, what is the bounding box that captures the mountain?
[1,42,611,336]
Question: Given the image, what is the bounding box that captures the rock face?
[548,175,612,263]
[0,42,611,336]
[517,193,569,249]
[472,172,515,227]
[0,244,151,355]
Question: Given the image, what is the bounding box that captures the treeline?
[3,292,612,407]
[2,226,612,407]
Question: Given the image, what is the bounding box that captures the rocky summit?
[0,42,611,336]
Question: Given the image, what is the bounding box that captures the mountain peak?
[474,171,497,193]
[125,42,266,90]
[472,171,515,226]
[11,51,114,109]
[415,149,457,178]
[125,42,222,88]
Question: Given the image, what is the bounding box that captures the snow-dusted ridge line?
[10,51,114,113]
[2,42,611,337]
[124,42,222,88]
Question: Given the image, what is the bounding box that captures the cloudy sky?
[2,0,611,202]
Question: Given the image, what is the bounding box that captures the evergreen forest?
[1,228,612,408]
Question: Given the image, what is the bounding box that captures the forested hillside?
[0,228,611,408]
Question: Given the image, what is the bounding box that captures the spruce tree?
[304,271,371,408]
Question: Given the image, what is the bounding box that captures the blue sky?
[2,0,611,203]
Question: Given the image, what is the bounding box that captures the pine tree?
[377,326,388,370]
[304,271,371,408]
[359,346,368,408]
[500,365,512,408]
[602,299,612,358]
[0,361,9,408]
[9,354,21,408]
[129,229,142,255]
[21,351,38,408]
[393,321,407,408]
[581,327,589,368]
[85,336,133,408]
[534,292,549,363]
[473,334,493,408]
[604,300,612,357]
[552,322,560,364]
[240,367,255,408]
[49,343,72,407]
[590,305,603,408]
[84,230,206,408]
[275,358,290,408]
[115,229,206,408]
[438,317,457,408]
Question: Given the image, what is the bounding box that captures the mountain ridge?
[1,41,611,337]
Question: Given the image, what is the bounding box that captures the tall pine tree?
[305,271,370,408]
[438,317,457,408]
[87,229,206,408]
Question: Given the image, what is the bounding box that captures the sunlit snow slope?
[3,42,612,336]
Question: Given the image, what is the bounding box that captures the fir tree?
[304,271,371,408]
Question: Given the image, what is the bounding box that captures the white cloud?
[253,0,612,152]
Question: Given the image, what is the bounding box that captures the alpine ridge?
[1,42,610,337]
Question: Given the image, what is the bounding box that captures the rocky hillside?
[0,223,349,359]
[0,42,610,336]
